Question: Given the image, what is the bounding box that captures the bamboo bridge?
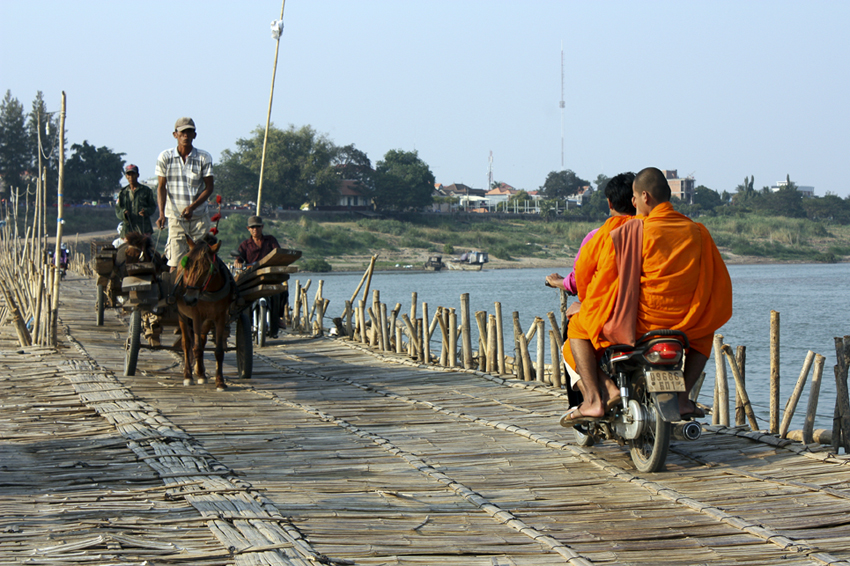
[3,273,850,566]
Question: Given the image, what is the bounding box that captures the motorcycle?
[564,329,702,473]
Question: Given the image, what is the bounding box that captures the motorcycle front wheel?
[628,378,671,473]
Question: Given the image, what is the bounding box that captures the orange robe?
[562,215,632,369]
[564,202,732,369]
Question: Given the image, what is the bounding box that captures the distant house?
[331,180,371,210]
[566,185,593,207]
[485,184,519,207]
[770,181,814,197]
[433,182,488,211]
[663,170,695,203]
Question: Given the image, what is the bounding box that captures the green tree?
[64,141,125,203]
[215,155,258,203]
[217,124,339,209]
[750,184,805,218]
[802,194,850,224]
[0,90,30,192]
[373,149,435,212]
[692,185,722,212]
[333,143,375,203]
[540,169,590,199]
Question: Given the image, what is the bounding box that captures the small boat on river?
[446,250,488,271]
[424,255,445,271]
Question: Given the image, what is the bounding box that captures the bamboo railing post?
[360,255,377,305]
[518,334,533,381]
[474,311,487,371]
[448,308,458,368]
[358,300,367,344]
[460,293,473,369]
[512,312,526,379]
[780,350,815,439]
[487,314,497,374]
[437,307,449,366]
[770,310,780,433]
[416,318,424,361]
[380,302,389,351]
[401,313,420,359]
[734,345,747,426]
[549,330,562,389]
[832,336,850,453]
[422,302,431,364]
[713,334,729,426]
[292,280,301,332]
[344,300,353,339]
[536,318,545,383]
[495,302,505,375]
[410,292,417,324]
[721,345,759,430]
[803,354,826,444]
[389,302,401,349]
[395,325,403,354]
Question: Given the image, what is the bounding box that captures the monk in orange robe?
[562,167,732,423]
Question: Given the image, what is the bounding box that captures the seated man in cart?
[561,167,733,425]
[233,216,287,337]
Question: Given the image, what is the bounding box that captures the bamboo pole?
[358,300,367,344]
[734,345,747,426]
[832,336,850,453]
[422,302,430,364]
[448,309,457,368]
[348,255,376,308]
[292,280,301,332]
[49,92,67,347]
[549,330,562,389]
[803,354,826,444]
[713,334,729,426]
[361,256,376,305]
[380,302,389,351]
[367,306,379,348]
[512,312,524,379]
[344,300,353,339]
[401,313,420,358]
[474,311,487,371]
[395,325,403,354]
[721,345,759,430]
[769,310,780,433]
[536,318,545,383]
[518,334,533,382]
[255,0,287,215]
[460,293,473,369]
[495,302,505,375]
[779,350,815,439]
[436,307,448,366]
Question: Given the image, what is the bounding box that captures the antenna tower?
[488,150,493,189]
[560,44,565,168]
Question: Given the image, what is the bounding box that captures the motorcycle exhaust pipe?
[672,421,702,441]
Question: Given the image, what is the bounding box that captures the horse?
[174,235,237,391]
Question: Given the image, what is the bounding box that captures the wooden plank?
[239,283,287,302]
[256,248,302,269]
[121,275,154,292]
[235,265,297,288]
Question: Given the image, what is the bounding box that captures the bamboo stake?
[358,300,367,344]
[518,334,533,382]
[436,307,448,366]
[380,302,389,351]
[487,314,497,374]
[495,302,505,375]
[779,350,815,439]
[474,311,487,371]
[536,318,545,383]
[549,330,562,389]
[448,308,458,368]
[344,300,353,339]
[395,325,403,354]
[422,302,430,364]
[735,345,747,426]
[721,345,759,430]
[832,336,850,453]
[361,256,376,305]
[401,313,420,358]
[512,311,524,379]
[713,334,729,426]
[460,293,473,369]
[769,310,780,433]
[367,306,379,348]
[50,92,67,346]
[803,354,826,444]
[348,255,376,308]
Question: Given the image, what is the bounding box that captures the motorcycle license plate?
[646,370,686,392]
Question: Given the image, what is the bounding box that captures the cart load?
[234,248,301,301]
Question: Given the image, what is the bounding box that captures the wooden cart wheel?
[124,309,142,376]
[236,309,253,379]
[256,301,267,348]
[96,284,106,326]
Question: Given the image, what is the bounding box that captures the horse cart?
[120,246,300,387]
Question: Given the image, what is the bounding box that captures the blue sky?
[2,1,848,196]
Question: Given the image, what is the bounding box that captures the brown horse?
[175,236,236,391]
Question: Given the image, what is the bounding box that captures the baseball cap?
[174,117,196,132]
[247,216,264,228]
[124,164,139,174]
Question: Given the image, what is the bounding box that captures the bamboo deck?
[3,273,850,565]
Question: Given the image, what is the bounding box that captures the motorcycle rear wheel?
[573,425,595,447]
[628,379,672,473]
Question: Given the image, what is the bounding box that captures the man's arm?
[115,189,126,221]
[141,186,157,217]
[155,176,168,229]
[182,176,213,220]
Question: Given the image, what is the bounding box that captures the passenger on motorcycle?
[562,167,732,424]
[233,216,287,337]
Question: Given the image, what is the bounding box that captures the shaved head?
[634,167,671,203]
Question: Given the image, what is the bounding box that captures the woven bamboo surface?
[3,272,850,565]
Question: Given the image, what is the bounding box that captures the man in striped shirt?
[155,117,214,270]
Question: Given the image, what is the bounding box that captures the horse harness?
[173,255,235,303]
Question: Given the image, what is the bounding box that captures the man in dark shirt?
[234,216,285,337]
[234,216,280,267]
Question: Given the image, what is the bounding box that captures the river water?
[291,263,850,432]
